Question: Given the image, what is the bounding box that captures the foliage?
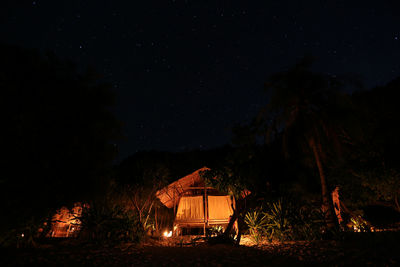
[329,77,400,214]
[244,209,268,244]
[0,44,121,241]
[206,232,236,245]
[207,225,224,237]
[263,198,297,241]
[244,198,326,242]
[293,204,327,240]
[250,56,357,229]
[330,122,400,213]
[350,167,399,210]
[116,162,169,231]
[349,215,371,232]
[0,216,45,248]
[202,167,248,200]
[78,202,144,244]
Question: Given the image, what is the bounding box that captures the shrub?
[78,202,144,244]
[207,225,224,237]
[0,216,45,248]
[244,198,326,242]
[292,204,325,240]
[244,209,268,244]
[350,215,370,232]
[263,198,296,241]
[267,198,327,241]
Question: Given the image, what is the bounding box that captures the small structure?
[48,203,82,237]
[156,167,236,236]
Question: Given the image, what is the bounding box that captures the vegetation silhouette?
[0,44,121,245]
[2,43,400,248]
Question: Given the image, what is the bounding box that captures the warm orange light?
[49,203,83,238]
[163,230,172,237]
[21,233,24,237]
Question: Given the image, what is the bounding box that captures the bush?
[0,216,46,248]
[78,202,144,244]
[207,225,224,237]
[244,209,268,244]
[245,198,326,242]
[292,204,325,240]
[266,198,327,241]
[263,198,297,241]
[349,215,370,232]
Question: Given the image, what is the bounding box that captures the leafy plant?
[207,225,224,237]
[264,198,295,241]
[78,202,144,244]
[0,216,45,248]
[249,198,326,242]
[244,209,268,244]
[116,163,168,231]
[350,215,370,232]
[292,205,325,240]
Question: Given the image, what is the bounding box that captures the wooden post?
[155,207,158,235]
[173,189,176,216]
[203,184,207,236]
[173,189,176,236]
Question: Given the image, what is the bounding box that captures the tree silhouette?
[335,76,400,213]
[116,158,169,230]
[255,57,353,229]
[0,44,121,241]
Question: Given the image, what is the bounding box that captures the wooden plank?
[204,184,207,236]
[173,189,176,217]
[186,187,214,189]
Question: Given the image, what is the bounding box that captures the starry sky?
[2,0,400,160]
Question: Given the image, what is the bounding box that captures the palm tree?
[257,57,352,229]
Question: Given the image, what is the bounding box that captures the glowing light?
[163,230,172,237]
[21,233,24,237]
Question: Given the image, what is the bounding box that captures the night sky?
[2,0,400,160]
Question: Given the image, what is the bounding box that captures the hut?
[48,203,83,237]
[156,167,238,236]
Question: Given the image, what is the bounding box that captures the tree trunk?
[143,201,154,229]
[155,207,158,234]
[309,137,338,229]
[235,214,245,245]
[222,198,248,245]
[223,207,238,238]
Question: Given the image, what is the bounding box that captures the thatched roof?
[156,167,209,208]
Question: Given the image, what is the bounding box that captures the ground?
[1,233,399,266]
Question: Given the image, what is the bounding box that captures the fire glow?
[163,230,172,237]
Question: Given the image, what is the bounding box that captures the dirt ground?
[1,234,399,266]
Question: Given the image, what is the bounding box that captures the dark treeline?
[1,44,121,244]
[1,45,400,246]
